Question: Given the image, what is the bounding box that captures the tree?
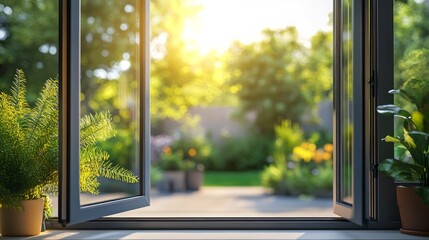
[228,27,312,136]
[0,0,58,103]
[150,0,228,127]
[394,0,429,87]
[301,31,333,103]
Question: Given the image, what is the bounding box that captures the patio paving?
[52,187,337,218]
[109,187,337,218]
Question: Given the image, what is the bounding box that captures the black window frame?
[49,0,401,230]
[58,0,151,226]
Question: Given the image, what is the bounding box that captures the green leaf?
[377,104,411,118]
[406,131,429,167]
[403,79,429,110]
[388,89,413,103]
[379,159,423,182]
[11,69,30,118]
[383,135,401,143]
[414,187,429,208]
[100,162,139,184]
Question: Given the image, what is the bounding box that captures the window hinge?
[371,163,379,178]
[368,70,375,97]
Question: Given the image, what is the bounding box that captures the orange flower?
[322,152,332,161]
[324,143,334,153]
[188,148,197,157]
[314,150,324,163]
[163,146,172,155]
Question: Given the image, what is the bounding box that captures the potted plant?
[377,78,429,236]
[184,156,205,191]
[0,70,138,236]
[170,115,212,191]
[157,149,186,192]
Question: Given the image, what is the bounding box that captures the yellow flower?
[293,145,313,162]
[188,148,197,157]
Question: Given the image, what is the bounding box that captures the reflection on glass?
[80,0,140,206]
[340,0,353,205]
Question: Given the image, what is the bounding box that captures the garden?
[1,0,428,220]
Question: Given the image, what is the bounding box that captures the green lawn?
[203,171,263,186]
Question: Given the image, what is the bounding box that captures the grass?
[203,171,263,186]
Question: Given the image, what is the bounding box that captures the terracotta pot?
[396,186,429,236]
[185,170,204,191]
[0,199,44,237]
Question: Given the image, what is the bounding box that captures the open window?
[53,0,400,228]
[333,0,365,226]
[59,0,150,225]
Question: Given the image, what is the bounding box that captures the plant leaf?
[383,135,401,143]
[379,159,423,182]
[377,104,411,118]
[100,162,139,183]
[414,187,429,208]
[11,69,30,119]
[406,131,429,167]
[388,89,413,103]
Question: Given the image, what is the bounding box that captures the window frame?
[332,0,365,225]
[50,0,401,230]
[58,0,151,226]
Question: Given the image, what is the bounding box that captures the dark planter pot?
[397,186,429,236]
[158,171,186,192]
[185,170,204,191]
[0,199,44,237]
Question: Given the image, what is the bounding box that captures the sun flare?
[182,0,333,54]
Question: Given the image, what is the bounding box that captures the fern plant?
[0,69,138,208]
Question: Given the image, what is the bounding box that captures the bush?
[208,134,272,171]
[262,120,333,197]
[170,115,214,170]
[158,150,184,171]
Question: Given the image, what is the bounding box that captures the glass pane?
[80,0,141,206]
[340,0,353,205]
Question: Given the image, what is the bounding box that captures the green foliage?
[227,28,307,135]
[301,31,334,102]
[283,162,333,197]
[150,165,163,187]
[0,70,138,208]
[261,120,333,197]
[150,1,228,124]
[261,165,287,193]
[210,134,272,171]
[378,78,429,207]
[170,115,214,170]
[158,152,185,171]
[0,70,58,208]
[227,27,333,136]
[394,0,429,88]
[0,0,59,103]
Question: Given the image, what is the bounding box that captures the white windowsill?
[16,230,427,239]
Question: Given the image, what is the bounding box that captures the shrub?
[262,120,333,197]
[210,134,272,171]
[158,149,185,171]
[170,115,214,170]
